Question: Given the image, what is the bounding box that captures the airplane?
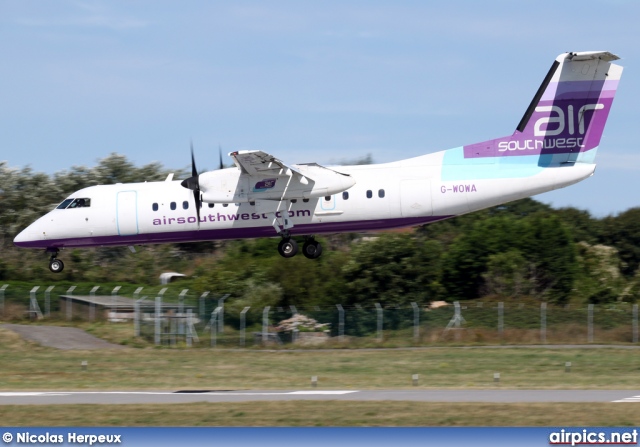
[14,51,623,273]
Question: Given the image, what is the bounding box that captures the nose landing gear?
[47,249,65,273]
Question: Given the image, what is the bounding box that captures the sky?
[1,0,638,217]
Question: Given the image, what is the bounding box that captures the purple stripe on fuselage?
[14,216,454,249]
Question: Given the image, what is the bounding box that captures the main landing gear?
[47,249,64,273]
[277,235,322,259]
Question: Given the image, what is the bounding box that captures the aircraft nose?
[13,226,40,248]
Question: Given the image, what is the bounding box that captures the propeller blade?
[191,141,198,178]
[218,145,224,170]
[181,142,202,229]
[193,190,202,227]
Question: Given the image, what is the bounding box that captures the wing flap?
[230,150,305,178]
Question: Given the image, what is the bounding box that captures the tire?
[302,240,323,259]
[49,259,64,273]
[278,239,298,258]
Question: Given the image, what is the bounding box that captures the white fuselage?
[13,149,595,250]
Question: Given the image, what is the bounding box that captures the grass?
[2,324,640,426]
[1,326,640,391]
[0,402,639,426]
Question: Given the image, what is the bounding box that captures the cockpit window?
[56,199,74,209]
[69,198,90,208]
[57,198,91,209]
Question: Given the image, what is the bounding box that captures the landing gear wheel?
[278,238,298,258]
[49,259,64,273]
[302,239,323,259]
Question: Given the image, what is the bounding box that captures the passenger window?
[183,201,189,210]
[342,192,349,200]
[378,189,385,198]
[291,199,297,204]
[324,196,331,201]
[152,203,159,211]
[303,198,309,203]
[223,203,228,207]
[170,202,176,210]
[208,203,215,208]
[366,190,372,199]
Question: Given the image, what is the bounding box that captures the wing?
[229,150,305,178]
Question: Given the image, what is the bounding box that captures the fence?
[203,301,639,347]
[3,283,640,347]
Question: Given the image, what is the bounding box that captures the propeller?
[180,142,202,227]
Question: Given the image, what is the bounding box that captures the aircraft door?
[320,194,336,211]
[116,191,139,235]
[400,180,433,217]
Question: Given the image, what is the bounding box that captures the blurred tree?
[554,207,601,245]
[342,233,443,306]
[573,242,624,304]
[442,214,576,304]
[600,208,640,277]
[482,249,535,297]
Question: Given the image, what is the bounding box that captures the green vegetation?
[3,155,640,312]
[2,325,640,426]
[1,327,639,390]
[1,402,639,426]
[4,156,640,427]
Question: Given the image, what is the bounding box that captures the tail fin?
[464,51,623,165]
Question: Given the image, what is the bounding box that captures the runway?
[1,390,639,405]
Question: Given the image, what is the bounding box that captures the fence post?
[211,307,221,348]
[29,287,43,319]
[44,286,54,317]
[89,286,99,321]
[155,296,162,346]
[411,302,420,342]
[134,297,142,337]
[375,303,383,341]
[218,294,229,333]
[109,286,121,321]
[498,302,504,338]
[199,291,210,322]
[179,289,188,337]
[240,306,251,347]
[0,284,7,316]
[133,287,144,300]
[540,302,547,344]
[262,306,271,343]
[588,303,594,343]
[186,309,193,347]
[336,304,345,342]
[66,286,76,320]
[633,304,638,344]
